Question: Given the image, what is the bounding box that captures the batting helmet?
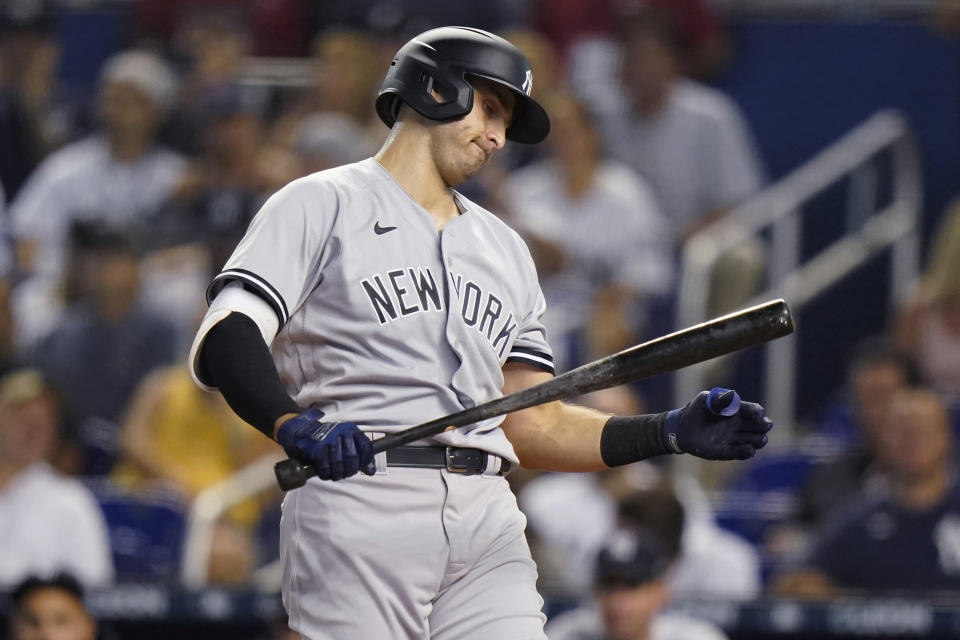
[375,26,550,144]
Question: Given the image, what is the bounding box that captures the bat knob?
[274,459,315,490]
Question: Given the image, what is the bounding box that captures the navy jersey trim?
[207,269,290,327]
[506,347,555,374]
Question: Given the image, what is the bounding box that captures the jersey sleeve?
[206,176,339,327]
[505,241,555,375]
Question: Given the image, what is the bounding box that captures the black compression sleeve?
[600,413,672,467]
[199,313,301,438]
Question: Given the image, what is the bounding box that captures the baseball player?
[188,27,773,639]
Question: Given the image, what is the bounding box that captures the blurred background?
[1,0,959,638]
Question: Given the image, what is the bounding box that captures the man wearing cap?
[0,369,113,588]
[546,526,728,640]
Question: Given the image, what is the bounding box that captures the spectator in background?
[149,81,299,355]
[294,111,377,175]
[35,229,176,475]
[533,0,728,77]
[0,369,113,588]
[111,364,282,585]
[270,28,386,151]
[0,276,21,377]
[8,48,186,351]
[135,0,309,57]
[599,8,765,326]
[895,200,960,404]
[776,388,960,596]
[9,573,97,640]
[163,83,294,265]
[0,1,81,202]
[797,338,917,527]
[604,8,762,243]
[163,8,271,156]
[505,92,672,370]
[113,363,280,517]
[520,465,759,604]
[546,502,727,640]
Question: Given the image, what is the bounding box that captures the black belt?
[386,446,511,476]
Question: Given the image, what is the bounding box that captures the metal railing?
[181,452,285,589]
[674,109,922,439]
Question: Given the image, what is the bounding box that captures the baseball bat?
[274,298,794,490]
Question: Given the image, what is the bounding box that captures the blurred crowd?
[2,0,960,638]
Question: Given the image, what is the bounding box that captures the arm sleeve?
[199,312,301,437]
[189,282,280,389]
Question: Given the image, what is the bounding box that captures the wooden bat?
[274,298,795,490]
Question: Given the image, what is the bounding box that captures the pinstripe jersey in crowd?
[206,158,554,463]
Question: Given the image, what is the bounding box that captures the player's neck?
[375,127,459,230]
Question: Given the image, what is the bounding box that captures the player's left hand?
[662,387,773,460]
[276,408,376,481]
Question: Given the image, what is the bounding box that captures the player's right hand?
[276,408,375,481]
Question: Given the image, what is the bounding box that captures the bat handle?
[273,433,403,490]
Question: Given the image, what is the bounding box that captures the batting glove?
[663,387,773,460]
[277,408,376,481]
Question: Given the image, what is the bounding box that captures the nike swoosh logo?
[374,221,398,235]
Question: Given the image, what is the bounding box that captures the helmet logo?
[522,69,533,95]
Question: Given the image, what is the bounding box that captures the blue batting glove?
[662,387,773,460]
[277,408,376,481]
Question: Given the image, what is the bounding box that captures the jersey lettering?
[389,269,419,317]
[461,281,482,326]
[360,275,397,324]
[362,267,446,325]
[360,267,519,357]
[491,313,517,357]
[410,267,442,311]
[478,294,502,339]
[448,270,517,357]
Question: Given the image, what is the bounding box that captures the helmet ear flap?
[384,94,402,123]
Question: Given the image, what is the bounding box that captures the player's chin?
[444,160,484,186]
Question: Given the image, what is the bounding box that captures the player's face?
[12,589,96,640]
[429,79,515,186]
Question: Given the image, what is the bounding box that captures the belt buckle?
[445,446,484,474]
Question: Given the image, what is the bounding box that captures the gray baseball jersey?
[204,157,554,463]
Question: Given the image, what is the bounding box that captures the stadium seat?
[87,480,188,582]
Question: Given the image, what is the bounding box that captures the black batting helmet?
[375,26,550,144]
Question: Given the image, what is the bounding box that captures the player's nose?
[483,121,506,152]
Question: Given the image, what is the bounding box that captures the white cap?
[99,49,179,114]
